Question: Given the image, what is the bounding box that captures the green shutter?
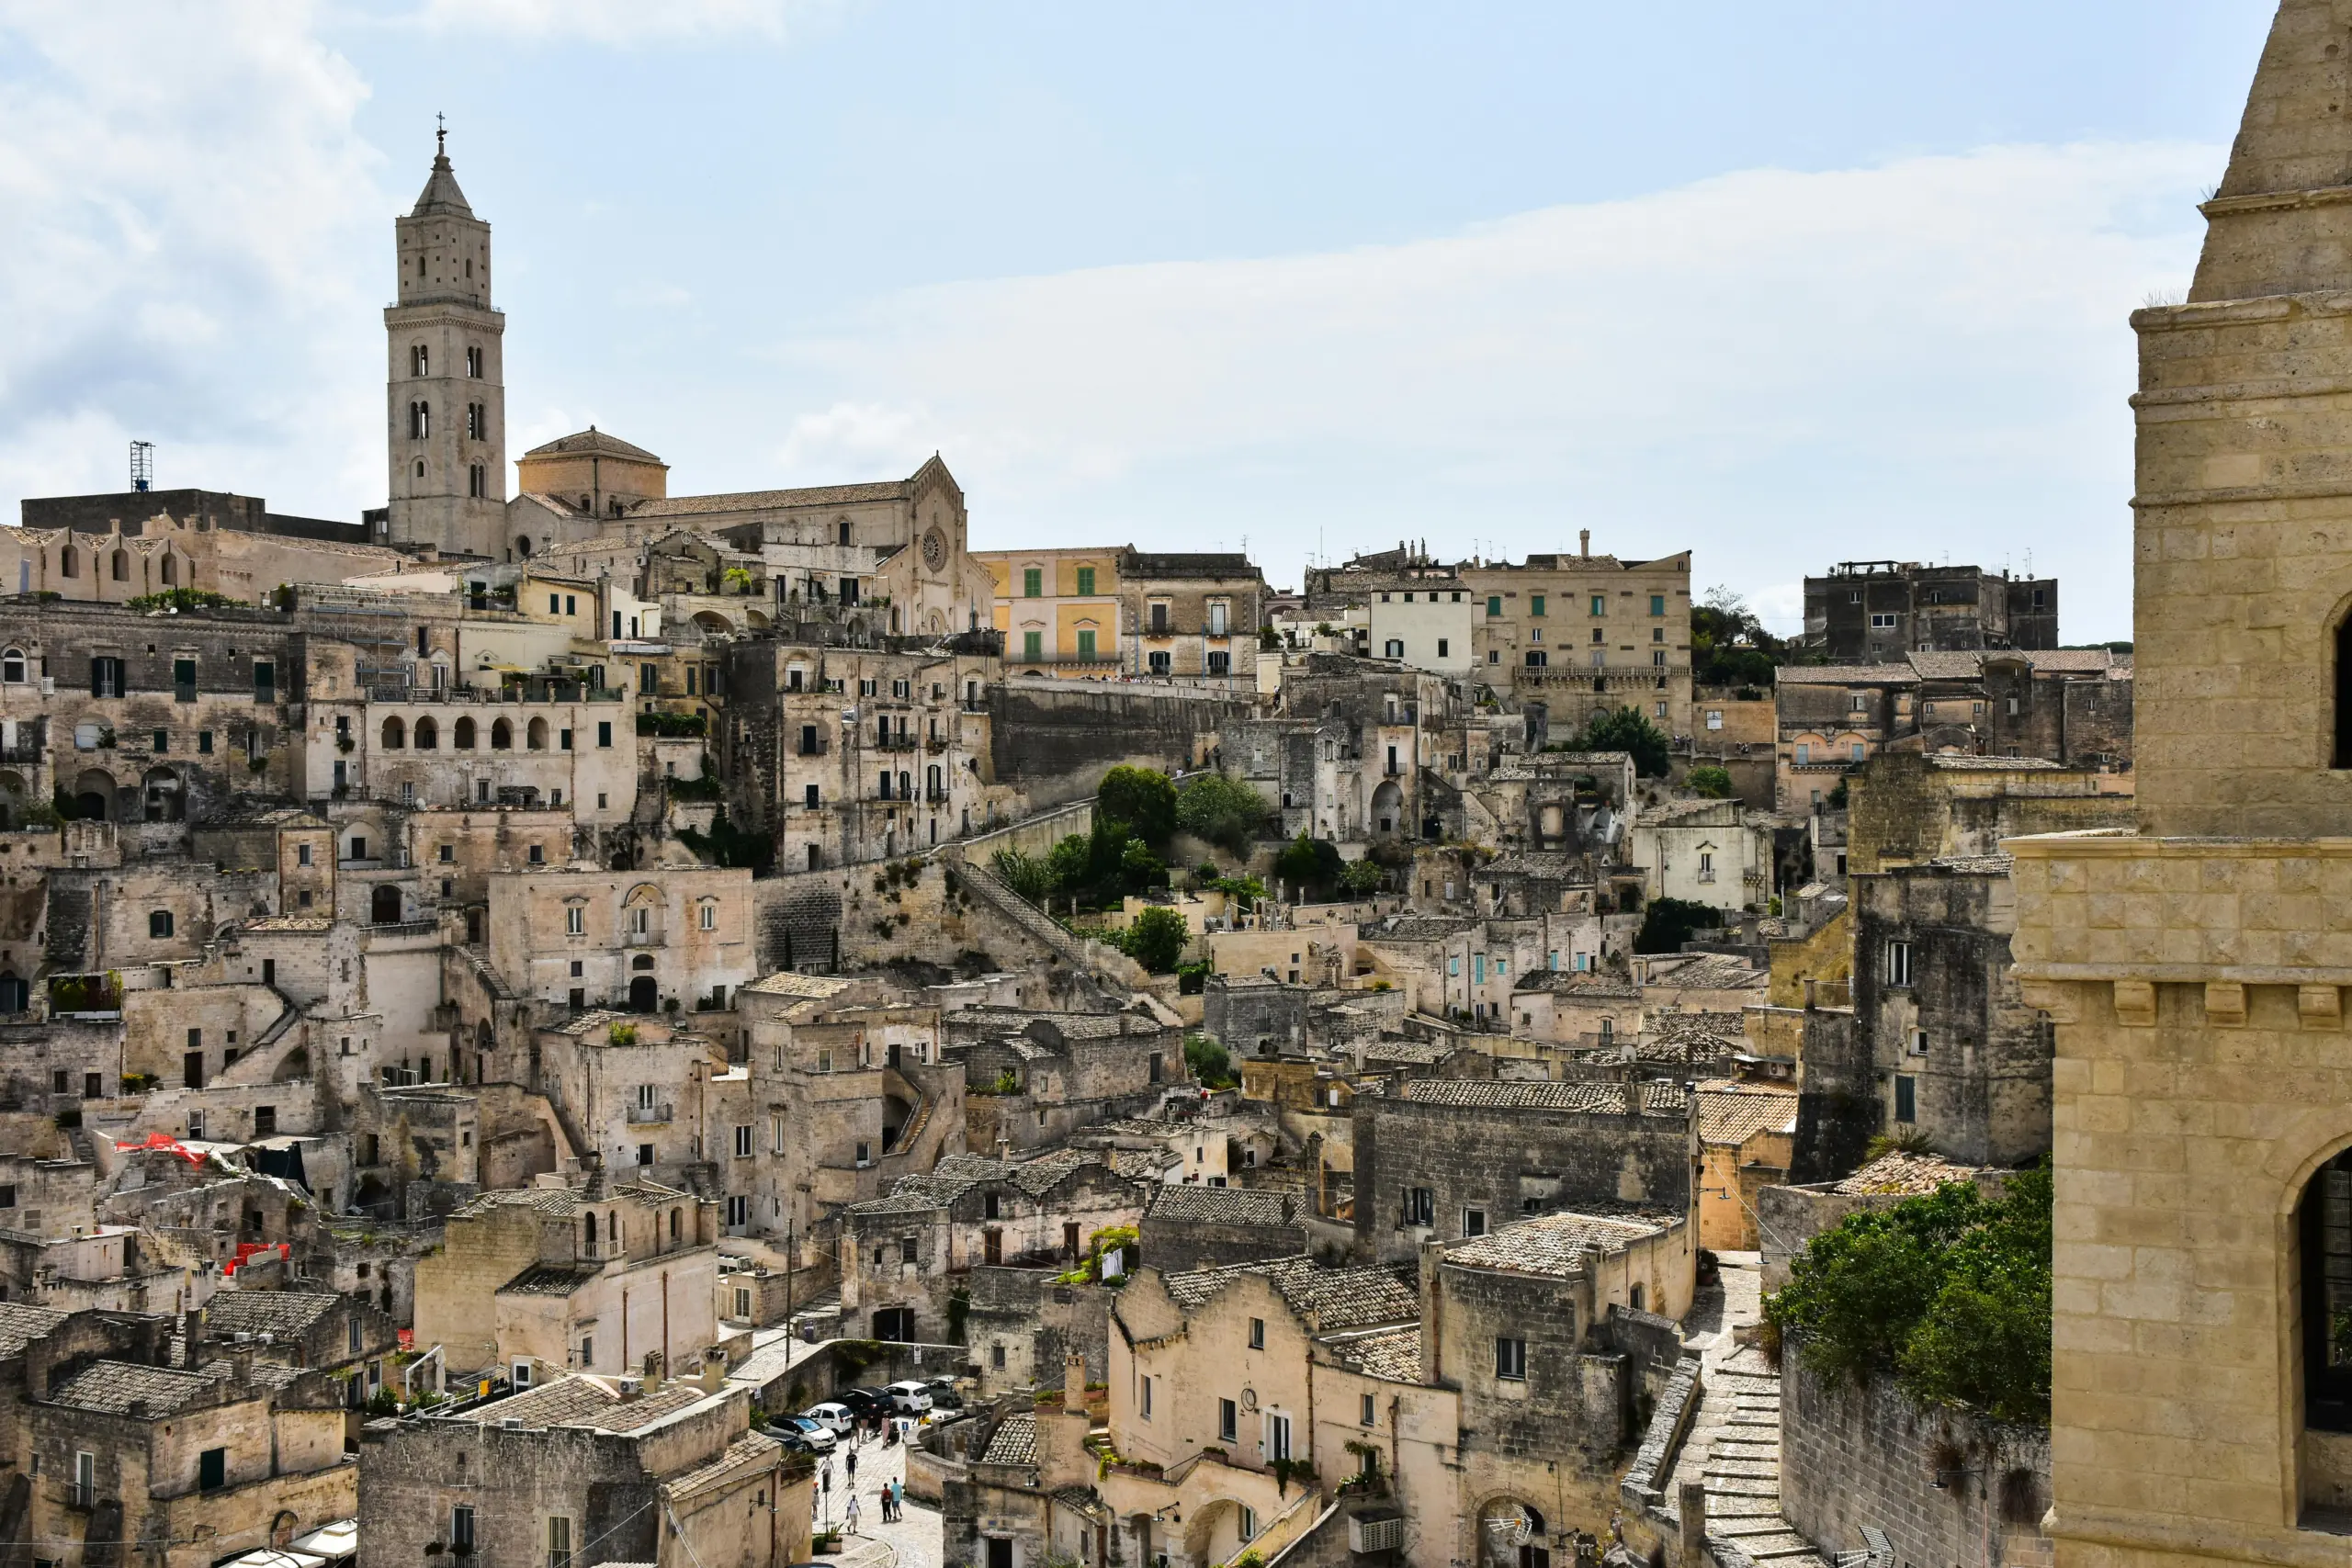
[1077,629,1096,659]
[1077,567,1095,596]
[1487,596,1502,617]
[1023,569,1042,597]
[1023,631,1043,660]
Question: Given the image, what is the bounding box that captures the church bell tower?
[385,126,506,558]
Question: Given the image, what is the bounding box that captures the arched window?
[413,716,438,750]
[491,718,513,750]
[670,1209,681,1242]
[149,910,174,939]
[526,716,548,750]
[582,1212,598,1251]
[59,547,76,579]
[2335,615,2352,768]
[415,460,425,479]
[515,537,532,558]
[381,716,405,750]
[110,549,127,581]
[454,716,476,750]
[160,555,177,586]
[2303,1149,2352,1429]
[838,520,851,546]
[2,650,24,684]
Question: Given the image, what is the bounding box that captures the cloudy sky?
[0,2,2281,637]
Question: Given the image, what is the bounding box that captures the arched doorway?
[73,769,115,822]
[0,974,26,1013]
[370,886,402,925]
[628,976,658,1012]
[1477,1499,1549,1568]
[1370,778,1404,836]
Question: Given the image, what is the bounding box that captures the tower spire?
[2190,0,2352,301]
[436,112,447,161]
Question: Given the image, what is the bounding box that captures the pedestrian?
[883,1484,896,1523]
[844,1491,862,1535]
[894,1479,907,1519]
[846,1446,858,1483]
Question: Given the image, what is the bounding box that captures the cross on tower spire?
[436,112,447,159]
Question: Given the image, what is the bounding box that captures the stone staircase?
[1661,1342,1826,1568]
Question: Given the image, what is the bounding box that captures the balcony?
[627,1102,673,1124]
[875,736,918,752]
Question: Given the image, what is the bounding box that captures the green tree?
[1123,907,1191,973]
[1577,706,1672,777]
[1183,1034,1236,1088]
[1098,766,1178,850]
[1690,585,1795,687]
[1046,833,1095,894]
[1766,1166,2052,1427]
[1177,772,1269,856]
[1340,859,1385,896]
[1634,896,1720,954]
[992,846,1053,904]
[1686,765,1733,798]
[1119,837,1166,890]
[1274,833,1345,899]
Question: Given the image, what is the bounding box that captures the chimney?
[642,1352,664,1393]
[1622,1077,1643,1118]
[698,1356,726,1393]
[1579,530,1590,558]
[581,1151,607,1202]
[1064,1349,1088,1406]
[180,1307,205,1372]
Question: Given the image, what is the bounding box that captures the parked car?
[923,1381,967,1412]
[774,1416,837,1452]
[801,1402,854,1437]
[884,1380,934,1415]
[837,1386,892,1418]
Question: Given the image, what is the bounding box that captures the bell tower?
[384,124,506,558]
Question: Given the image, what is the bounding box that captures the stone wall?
[1780,1349,2052,1568]
[987,683,1241,805]
[1351,1089,1692,1263]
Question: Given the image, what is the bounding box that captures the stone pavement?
[813,1420,943,1568]
[1660,1253,1828,1568]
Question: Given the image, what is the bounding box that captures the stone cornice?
[2050,1502,2352,1568]
[2005,833,2352,858]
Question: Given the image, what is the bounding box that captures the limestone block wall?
[1780,1350,2051,1568]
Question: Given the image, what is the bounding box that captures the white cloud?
[765,141,2213,634]
[412,0,826,43]
[0,1,385,518]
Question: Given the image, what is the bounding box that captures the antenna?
[129,441,154,493]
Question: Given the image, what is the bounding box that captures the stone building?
[1802,560,2059,660]
[978,546,1127,678]
[1775,652,2136,812]
[357,1367,808,1568]
[1116,551,1264,690]
[1137,1183,1306,1270]
[1626,796,1774,913]
[11,1306,356,1567]
[1693,1080,1798,1250]
[411,1168,719,1382]
[1351,1078,1694,1264]
[384,132,508,558]
[2008,6,2352,1554]
[839,1148,1145,1344]
[1460,540,1695,738]
[1419,1208,1695,1550]
[1845,853,2051,1168]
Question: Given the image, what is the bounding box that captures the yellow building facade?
[974,547,1125,677]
